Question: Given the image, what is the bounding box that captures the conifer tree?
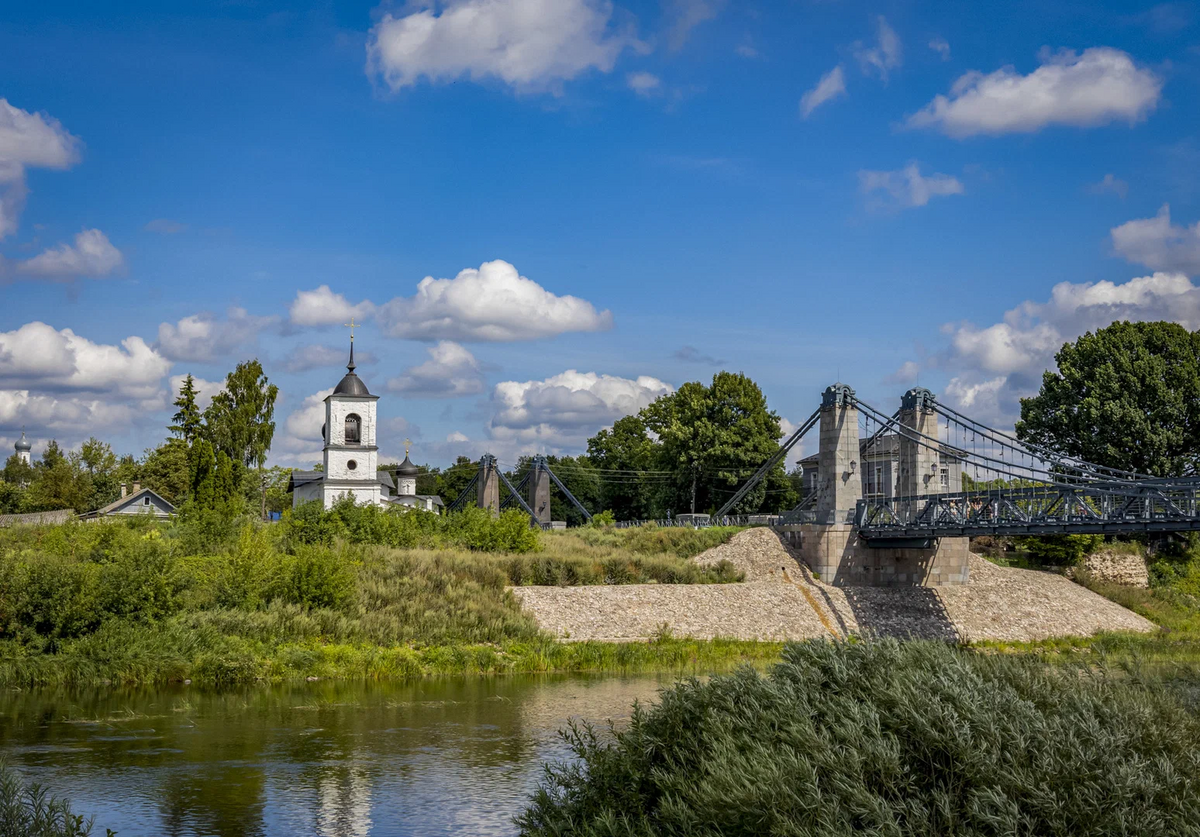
[170,374,205,446]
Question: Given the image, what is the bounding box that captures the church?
[288,340,443,513]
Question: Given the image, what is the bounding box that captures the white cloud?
[366,0,636,94]
[1110,205,1200,275]
[283,344,373,373]
[1088,173,1128,199]
[0,391,141,437]
[884,360,921,385]
[168,374,225,413]
[937,271,1200,425]
[665,0,724,51]
[156,307,278,362]
[0,321,169,401]
[853,17,902,81]
[858,163,964,210]
[0,99,81,239]
[627,71,662,97]
[929,37,950,61]
[906,47,1162,138]
[387,341,484,398]
[16,229,124,279]
[376,259,613,341]
[800,66,846,118]
[289,285,376,328]
[489,369,673,452]
[276,387,334,465]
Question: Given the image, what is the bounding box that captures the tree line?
[1,360,281,517]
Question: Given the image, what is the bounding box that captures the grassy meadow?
[0,502,773,688]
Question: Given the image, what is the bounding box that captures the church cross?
[404,438,411,456]
[345,317,361,341]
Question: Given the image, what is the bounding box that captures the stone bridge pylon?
[778,383,971,587]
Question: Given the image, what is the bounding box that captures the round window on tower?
[347,459,358,471]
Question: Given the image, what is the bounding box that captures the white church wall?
[293,481,322,507]
[326,399,376,447]
[398,477,416,496]
[323,486,386,509]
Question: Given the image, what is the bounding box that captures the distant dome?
[396,455,419,477]
[14,431,31,453]
[333,342,371,396]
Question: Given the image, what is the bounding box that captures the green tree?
[435,455,478,506]
[74,437,119,510]
[204,360,279,518]
[141,439,191,504]
[21,440,86,512]
[1016,321,1200,477]
[170,373,205,445]
[587,415,656,520]
[642,372,792,516]
[2,453,34,488]
[190,438,218,510]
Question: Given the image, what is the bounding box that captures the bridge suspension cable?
[712,407,820,518]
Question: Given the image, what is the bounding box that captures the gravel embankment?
[512,529,1156,643]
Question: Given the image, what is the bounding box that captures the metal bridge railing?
[613,515,781,529]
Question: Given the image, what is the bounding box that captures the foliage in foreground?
[518,639,1200,837]
[0,759,98,837]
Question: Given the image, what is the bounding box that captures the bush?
[0,759,98,836]
[518,640,1200,837]
[1015,533,1103,566]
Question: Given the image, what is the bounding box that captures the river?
[0,673,676,836]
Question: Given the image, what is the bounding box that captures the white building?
[288,343,442,513]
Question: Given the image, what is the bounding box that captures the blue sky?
[2,0,1199,468]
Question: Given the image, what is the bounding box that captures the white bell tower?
[319,328,384,509]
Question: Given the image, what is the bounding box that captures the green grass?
[0,514,762,688]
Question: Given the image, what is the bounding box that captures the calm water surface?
[0,673,675,836]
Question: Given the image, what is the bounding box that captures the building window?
[347,459,358,471]
[143,496,151,506]
[345,413,361,444]
[940,467,949,489]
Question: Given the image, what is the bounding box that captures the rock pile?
[1081,549,1150,588]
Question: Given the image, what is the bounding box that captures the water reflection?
[0,674,672,836]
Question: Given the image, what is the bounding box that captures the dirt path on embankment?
[510,528,1155,643]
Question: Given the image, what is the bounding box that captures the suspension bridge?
[445,381,1200,585]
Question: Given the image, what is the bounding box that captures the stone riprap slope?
[511,529,1155,643]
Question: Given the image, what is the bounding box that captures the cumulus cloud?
[16,229,124,279]
[800,65,846,118]
[665,0,724,51]
[627,71,662,97]
[853,17,902,81]
[0,321,169,401]
[935,271,1200,425]
[1110,205,1200,275]
[0,99,81,239]
[1088,173,1128,199]
[0,391,142,437]
[387,341,484,398]
[156,307,278,362]
[929,37,950,60]
[489,370,672,451]
[376,259,612,341]
[283,344,374,373]
[858,163,964,210]
[276,387,334,465]
[366,0,637,94]
[289,285,376,328]
[906,47,1162,138]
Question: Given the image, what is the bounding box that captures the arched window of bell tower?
[345,413,362,444]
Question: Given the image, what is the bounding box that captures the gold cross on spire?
[404,438,411,456]
[345,317,361,341]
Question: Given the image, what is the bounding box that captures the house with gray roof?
[79,483,176,521]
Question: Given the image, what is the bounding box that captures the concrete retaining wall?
[776,523,970,587]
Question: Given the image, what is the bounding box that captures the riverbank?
[0,508,774,688]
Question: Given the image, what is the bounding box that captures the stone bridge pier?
[777,383,971,587]
[477,454,500,516]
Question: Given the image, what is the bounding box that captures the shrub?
[518,640,1200,837]
[1015,533,1103,566]
[0,758,98,836]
